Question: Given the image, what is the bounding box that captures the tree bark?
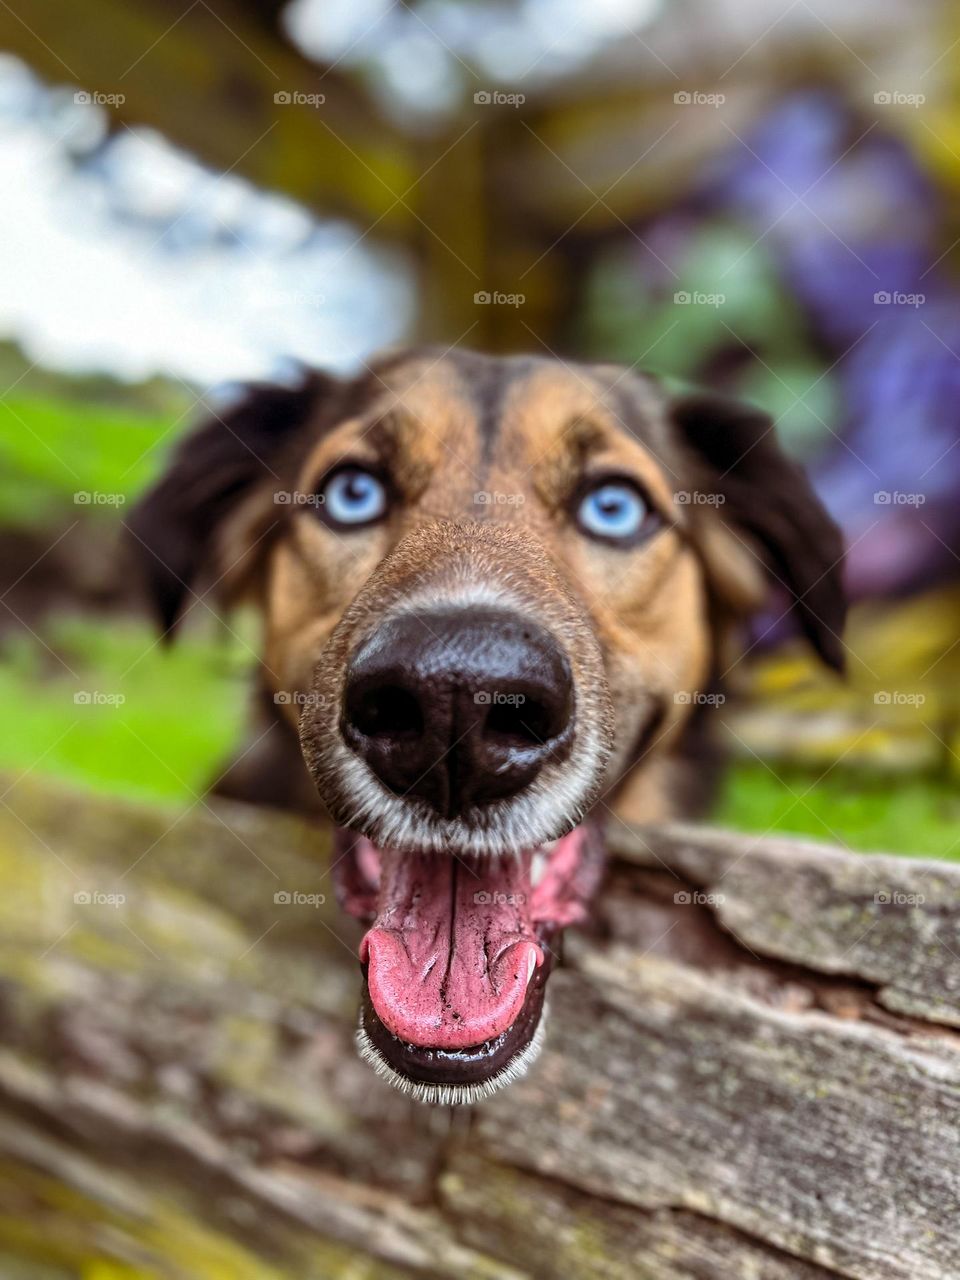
[0,775,958,1278]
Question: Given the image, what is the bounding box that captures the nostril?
[484,698,555,747]
[350,684,423,738]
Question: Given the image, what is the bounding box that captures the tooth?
[530,852,547,887]
[527,950,537,982]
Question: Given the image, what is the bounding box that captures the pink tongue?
[360,845,542,1050]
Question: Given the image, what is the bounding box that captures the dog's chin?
[329,821,607,1104]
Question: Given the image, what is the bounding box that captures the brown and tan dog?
[129,347,845,1103]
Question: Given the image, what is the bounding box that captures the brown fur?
[127,348,845,830]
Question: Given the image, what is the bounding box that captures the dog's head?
[129,348,845,1102]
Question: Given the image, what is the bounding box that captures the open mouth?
[332,822,605,1104]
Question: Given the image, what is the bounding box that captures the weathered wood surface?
[0,774,958,1279]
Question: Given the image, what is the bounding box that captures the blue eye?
[576,478,652,544]
[320,467,388,528]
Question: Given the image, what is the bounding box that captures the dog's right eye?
[318,466,389,529]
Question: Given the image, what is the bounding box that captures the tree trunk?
[1,775,958,1278]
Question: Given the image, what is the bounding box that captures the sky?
[0,55,413,388]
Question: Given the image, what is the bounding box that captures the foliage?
[0,395,177,527]
[0,617,248,804]
[718,762,960,859]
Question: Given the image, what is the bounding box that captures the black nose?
[341,607,575,818]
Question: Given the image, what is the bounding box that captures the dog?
[128,347,845,1103]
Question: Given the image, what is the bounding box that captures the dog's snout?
[340,607,574,818]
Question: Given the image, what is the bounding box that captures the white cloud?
[0,62,413,387]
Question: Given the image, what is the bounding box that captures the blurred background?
[1,0,959,856]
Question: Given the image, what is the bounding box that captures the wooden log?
[0,773,958,1278]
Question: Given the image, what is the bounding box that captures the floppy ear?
[669,391,847,672]
[126,371,331,638]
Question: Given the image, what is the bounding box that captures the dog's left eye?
[319,467,388,528]
[575,478,653,544]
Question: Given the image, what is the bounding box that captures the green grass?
[0,386,259,805]
[0,617,250,805]
[0,396,177,527]
[718,761,960,858]
[0,389,246,806]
